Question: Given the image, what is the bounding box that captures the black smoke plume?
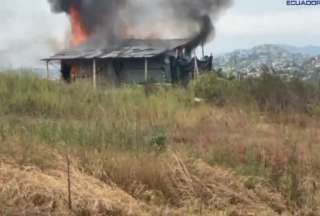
[166,0,232,50]
[48,0,232,49]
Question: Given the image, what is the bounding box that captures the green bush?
[192,73,229,106]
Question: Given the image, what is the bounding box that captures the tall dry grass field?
[0,71,320,215]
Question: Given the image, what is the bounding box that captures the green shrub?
[149,130,167,153]
[192,73,229,106]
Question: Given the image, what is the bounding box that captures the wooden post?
[66,152,72,210]
[194,52,199,79]
[93,59,97,89]
[201,42,205,58]
[46,61,50,80]
[144,58,148,82]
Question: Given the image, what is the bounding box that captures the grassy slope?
[0,73,320,215]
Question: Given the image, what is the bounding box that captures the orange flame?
[68,5,89,80]
[71,65,79,81]
[69,5,89,46]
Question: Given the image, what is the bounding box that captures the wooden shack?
[43,39,212,86]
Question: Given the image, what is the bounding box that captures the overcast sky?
[0,0,67,68]
[210,0,320,54]
[1,0,320,68]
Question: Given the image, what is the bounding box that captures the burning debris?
[45,0,232,85]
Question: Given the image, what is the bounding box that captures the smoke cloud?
[48,0,233,49]
[0,0,67,69]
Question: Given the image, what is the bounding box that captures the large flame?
[69,5,89,46]
[68,5,89,79]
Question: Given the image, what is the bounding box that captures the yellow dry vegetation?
[0,162,152,216]
[1,73,320,215]
[0,154,294,216]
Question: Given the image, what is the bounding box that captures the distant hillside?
[279,44,320,56]
[213,44,320,80]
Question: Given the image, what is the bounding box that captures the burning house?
[44,38,213,85]
[44,0,232,86]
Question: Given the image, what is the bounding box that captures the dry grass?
[0,154,290,216]
[171,106,320,214]
[0,162,152,216]
[1,72,320,215]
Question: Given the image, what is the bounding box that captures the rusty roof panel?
[43,39,190,61]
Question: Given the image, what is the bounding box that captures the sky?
[1,0,320,68]
[0,0,66,68]
[209,0,320,54]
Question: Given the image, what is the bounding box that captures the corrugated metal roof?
[44,39,191,61]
